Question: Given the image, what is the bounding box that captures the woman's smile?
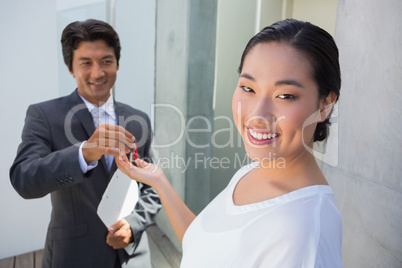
[246,127,280,146]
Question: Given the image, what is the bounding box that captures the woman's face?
[232,42,325,164]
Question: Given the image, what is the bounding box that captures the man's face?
[69,40,119,106]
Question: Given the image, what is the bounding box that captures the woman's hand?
[116,150,196,242]
[115,150,166,189]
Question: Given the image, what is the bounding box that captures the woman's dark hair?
[238,19,341,142]
[61,19,121,72]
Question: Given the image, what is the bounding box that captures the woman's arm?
[115,152,196,242]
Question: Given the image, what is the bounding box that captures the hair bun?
[314,118,331,142]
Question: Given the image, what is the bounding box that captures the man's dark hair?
[61,19,121,72]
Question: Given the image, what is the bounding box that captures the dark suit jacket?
[10,90,161,268]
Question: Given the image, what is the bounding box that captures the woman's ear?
[319,91,337,122]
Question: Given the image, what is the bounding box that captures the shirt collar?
[79,93,116,120]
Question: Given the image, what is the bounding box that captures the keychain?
[129,143,138,163]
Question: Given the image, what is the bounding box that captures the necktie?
[90,108,112,170]
[90,108,105,128]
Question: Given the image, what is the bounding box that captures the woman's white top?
[181,163,343,268]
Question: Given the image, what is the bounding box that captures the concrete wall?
[153,0,189,251]
[322,0,402,267]
[154,0,218,251]
[210,0,257,199]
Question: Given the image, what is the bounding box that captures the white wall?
[0,0,155,259]
[114,0,156,117]
[0,0,57,258]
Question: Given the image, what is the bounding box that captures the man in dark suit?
[10,19,161,268]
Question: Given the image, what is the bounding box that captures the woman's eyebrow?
[240,73,304,89]
[275,80,304,88]
[239,73,256,81]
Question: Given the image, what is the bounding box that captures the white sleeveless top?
[181,163,343,268]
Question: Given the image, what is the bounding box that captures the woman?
[116,19,343,267]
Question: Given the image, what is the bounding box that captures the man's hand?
[82,124,135,163]
[106,219,134,249]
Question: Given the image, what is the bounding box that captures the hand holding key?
[82,123,136,163]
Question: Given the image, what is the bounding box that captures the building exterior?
[1,0,401,267]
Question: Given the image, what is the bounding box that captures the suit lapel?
[66,90,109,173]
[67,90,96,138]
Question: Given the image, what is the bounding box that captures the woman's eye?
[277,94,296,100]
[241,86,255,93]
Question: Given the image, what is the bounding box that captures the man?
[10,19,161,268]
